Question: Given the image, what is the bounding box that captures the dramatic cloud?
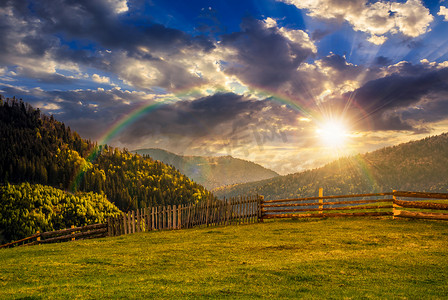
[115,93,297,152]
[220,17,316,94]
[279,0,433,44]
[346,61,448,132]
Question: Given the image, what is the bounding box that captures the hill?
[214,133,448,199]
[133,148,279,189]
[0,97,212,212]
[0,182,120,243]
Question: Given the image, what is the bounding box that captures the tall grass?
[1,217,448,299]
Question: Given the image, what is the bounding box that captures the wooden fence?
[261,189,394,220]
[393,191,448,220]
[108,195,262,236]
[0,223,107,249]
[261,189,448,221]
[3,190,448,249]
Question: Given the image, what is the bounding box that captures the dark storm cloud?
[220,17,315,90]
[120,93,280,141]
[347,65,448,131]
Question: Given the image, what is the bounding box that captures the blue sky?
[1,0,448,174]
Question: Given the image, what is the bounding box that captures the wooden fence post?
[393,190,397,220]
[36,231,41,244]
[123,213,127,235]
[258,195,264,222]
[136,208,141,233]
[71,225,75,241]
[127,212,132,234]
[319,188,324,214]
[173,205,177,229]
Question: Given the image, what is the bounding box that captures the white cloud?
[279,0,434,44]
[92,74,111,84]
[438,6,448,21]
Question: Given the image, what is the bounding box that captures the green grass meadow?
[1,217,448,299]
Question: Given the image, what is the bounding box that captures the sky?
[1,0,448,175]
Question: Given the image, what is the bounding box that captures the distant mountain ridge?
[214,133,448,199]
[132,148,279,189]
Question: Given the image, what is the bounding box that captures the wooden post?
[71,225,75,241]
[393,190,397,220]
[151,207,155,230]
[159,206,162,230]
[136,208,141,233]
[36,231,41,244]
[173,205,177,229]
[319,188,323,214]
[124,213,127,234]
[168,206,172,230]
[132,211,136,233]
[143,207,147,232]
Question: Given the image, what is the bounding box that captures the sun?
[316,119,349,148]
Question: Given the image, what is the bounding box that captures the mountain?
[0,97,213,212]
[132,148,279,189]
[214,133,448,199]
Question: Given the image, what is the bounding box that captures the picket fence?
[107,195,263,236]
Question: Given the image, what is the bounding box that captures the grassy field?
[1,217,448,299]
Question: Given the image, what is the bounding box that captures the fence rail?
[0,223,107,249]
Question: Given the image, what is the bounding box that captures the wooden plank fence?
[261,191,395,220]
[393,190,448,221]
[0,223,107,249]
[107,195,263,236]
[261,190,448,221]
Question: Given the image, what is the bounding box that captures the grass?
[1,217,448,299]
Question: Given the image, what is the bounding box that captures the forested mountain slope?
[0,183,120,243]
[214,133,448,199]
[133,148,279,189]
[0,97,212,211]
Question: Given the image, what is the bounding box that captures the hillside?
[133,148,279,189]
[0,97,212,212]
[215,133,448,199]
[0,182,120,243]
